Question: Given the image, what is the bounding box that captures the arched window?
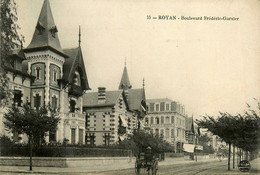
[73,71,81,86]
[53,70,57,82]
[35,67,41,79]
[52,95,57,110]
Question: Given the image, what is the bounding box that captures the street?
[1,159,259,175]
[92,160,258,175]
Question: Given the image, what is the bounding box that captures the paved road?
[1,160,259,175]
[92,160,258,175]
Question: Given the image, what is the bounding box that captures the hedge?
[1,145,132,157]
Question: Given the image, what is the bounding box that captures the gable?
[63,47,90,90]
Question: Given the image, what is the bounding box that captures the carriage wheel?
[152,161,158,175]
[135,162,140,175]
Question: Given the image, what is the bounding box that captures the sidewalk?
[0,158,219,174]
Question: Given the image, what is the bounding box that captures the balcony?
[69,84,83,97]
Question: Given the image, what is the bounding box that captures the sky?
[15,0,260,118]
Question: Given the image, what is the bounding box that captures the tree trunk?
[228,143,231,171]
[233,145,235,168]
[237,147,239,165]
[29,137,33,171]
[245,151,248,161]
[239,148,241,162]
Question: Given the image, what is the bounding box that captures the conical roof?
[25,0,67,57]
[119,65,132,90]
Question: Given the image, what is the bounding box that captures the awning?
[119,115,128,127]
[183,144,195,153]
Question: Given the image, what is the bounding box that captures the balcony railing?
[66,113,85,119]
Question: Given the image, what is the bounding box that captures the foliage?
[0,135,14,155]
[118,130,174,156]
[4,105,60,146]
[196,100,260,169]
[198,134,215,154]
[0,145,130,157]
[196,103,260,153]
[0,0,24,107]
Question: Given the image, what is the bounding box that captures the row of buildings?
[0,0,200,152]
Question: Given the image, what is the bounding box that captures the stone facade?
[0,0,90,145]
[145,98,186,152]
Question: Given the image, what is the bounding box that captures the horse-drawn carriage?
[135,148,158,175]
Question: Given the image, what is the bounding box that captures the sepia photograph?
[0,0,259,174]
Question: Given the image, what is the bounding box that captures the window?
[161,116,164,124]
[166,116,170,124]
[71,128,76,144]
[155,129,159,136]
[150,117,154,124]
[160,129,164,138]
[52,96,57,110]
[150,103,154,112]
[160,102,165,111]
[35,67,41,80]
[70,100,76,112]
[53,70,57,82]
[49,129,56,142]
[104,134,110,146]
[156,104,159,111]
[79,129,84,144]
[171,116,174,124]
[145,117,149,124]
[166,104,169,111]
[90,134,95,146]
[13,90,22,106]
[166,128,169,138]
[171,129,174,138]
[156,117,160,124]
[34,94,41,110]
[73,71,81,86]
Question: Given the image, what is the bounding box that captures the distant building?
[82,64,146,146]
[145,98,186,152]
[0,0,90,144]
[185,117,199,145]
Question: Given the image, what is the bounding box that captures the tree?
[196,114,238,170]
[196,102,260,170]
[198,134,215,154]
[4,105,60,170]
[0,0,24,106]
[120,130,174,157]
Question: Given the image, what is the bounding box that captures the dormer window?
[73,71,81,86]
[36,22,45,35]
[50,26,58,38]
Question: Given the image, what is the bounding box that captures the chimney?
[98,87,106,104]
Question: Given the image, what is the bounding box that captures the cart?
[135,152,158,175]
